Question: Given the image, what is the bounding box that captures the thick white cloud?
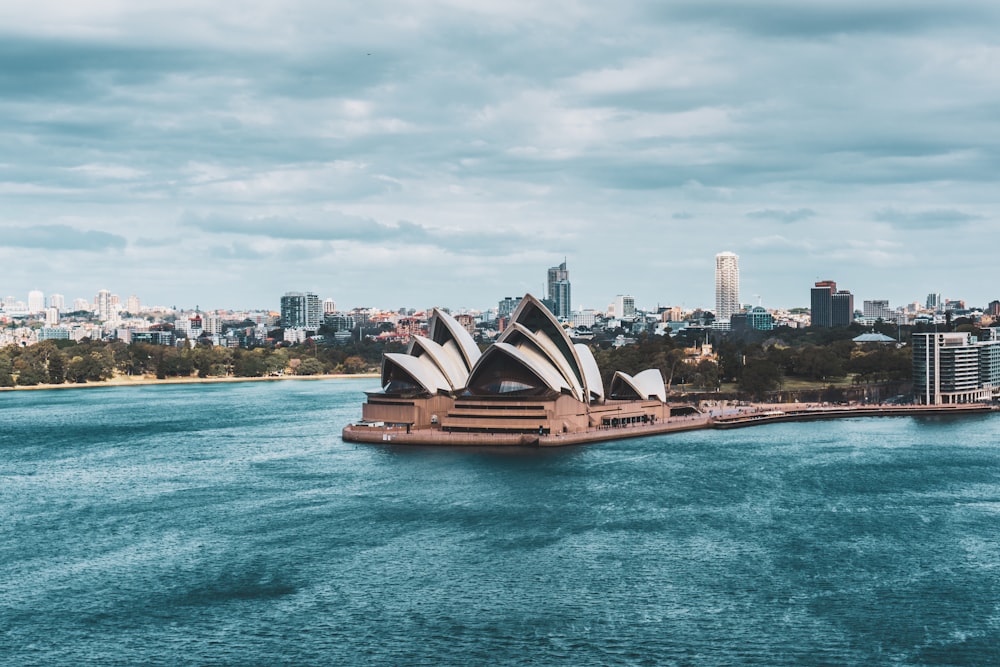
[0,0,998,311]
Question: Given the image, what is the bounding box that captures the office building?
[48,293,65,312]
[323,298,336,315]
[715,252,739,323]
[614,295,636,321]
[810,281,836,327]
[747,306,774,331]
[546,260,571,319]
[498,296,522,320]
[913,330,1000,404]
[863,300,891,320]
[810,281,853,327]
[832,291,854,326]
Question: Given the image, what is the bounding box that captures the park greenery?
[0,338,402,388]
[0,320,935,401]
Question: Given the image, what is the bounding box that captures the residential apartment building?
[912,330,1000,404]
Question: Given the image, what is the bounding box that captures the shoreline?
[0,373,380,393]
[343,402,996,448]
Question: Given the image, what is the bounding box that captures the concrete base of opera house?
[342,402,996,448]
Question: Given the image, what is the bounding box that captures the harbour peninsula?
[342,294,997,448]
[344,402,994,447]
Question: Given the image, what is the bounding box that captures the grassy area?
[779,374,857,390]
[675,375,859,395]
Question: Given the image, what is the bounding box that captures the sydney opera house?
[342,294,698,446]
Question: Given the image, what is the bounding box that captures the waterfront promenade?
[342,402,995,447]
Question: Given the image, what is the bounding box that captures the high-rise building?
[926,293,942,310]
[125,295,141,315]
[281,292,322,331]
[498,296,522,319]
[832,290,855,326]
[715,251,740,323]
[48,293,65,312]
[810,280,837,327]
[323,298,336,315]
[546,260,571,319]
[96,289,113,322]
[204,313,223,335]
[27,290,45,313]
[913,329,1000,404]
[72,298,90,312]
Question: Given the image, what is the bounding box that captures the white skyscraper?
[715,251,740,323]
[48,293,65,312]
[28,290,45,313]
[125,294,141,315]
[96,289,113,322]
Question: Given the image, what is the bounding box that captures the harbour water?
[2,379,999,666]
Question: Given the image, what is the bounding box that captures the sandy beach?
[0,373,380,393]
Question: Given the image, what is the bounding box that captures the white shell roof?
[382,352,451,395]
[499,323,585,401]
[468,342,571,395]
[408,335,469,390]
[506,294,590,398]
[575,343,605,401]
[611,368,667,403]
[429,308,481,372]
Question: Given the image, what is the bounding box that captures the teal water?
[2,380,999,666]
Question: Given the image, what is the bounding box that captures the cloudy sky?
[2,1,998,312]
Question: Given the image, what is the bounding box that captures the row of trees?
[3,325,913,401]
[0,338,403,387]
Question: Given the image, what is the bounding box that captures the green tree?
[13,353,47,386]
[0,352,14,387]
[738,358,782,400]
[294,357,325,376]
[47,350,66,384]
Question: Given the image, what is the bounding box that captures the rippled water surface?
[2,380,1000,666]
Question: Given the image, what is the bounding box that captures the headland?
[341,293,996,448]
[343,402,994,447]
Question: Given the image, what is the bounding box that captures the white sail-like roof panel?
[575,343,604,402]
[382,353,451,395]
[507,294,589,397]
[429,308,481,373]
[499,323,585,401]
[408,336,468,390]
[466,342,570,396]
[632,369,667,403]
[610,369,667,403]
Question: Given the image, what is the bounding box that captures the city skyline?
[1,2,999,309]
